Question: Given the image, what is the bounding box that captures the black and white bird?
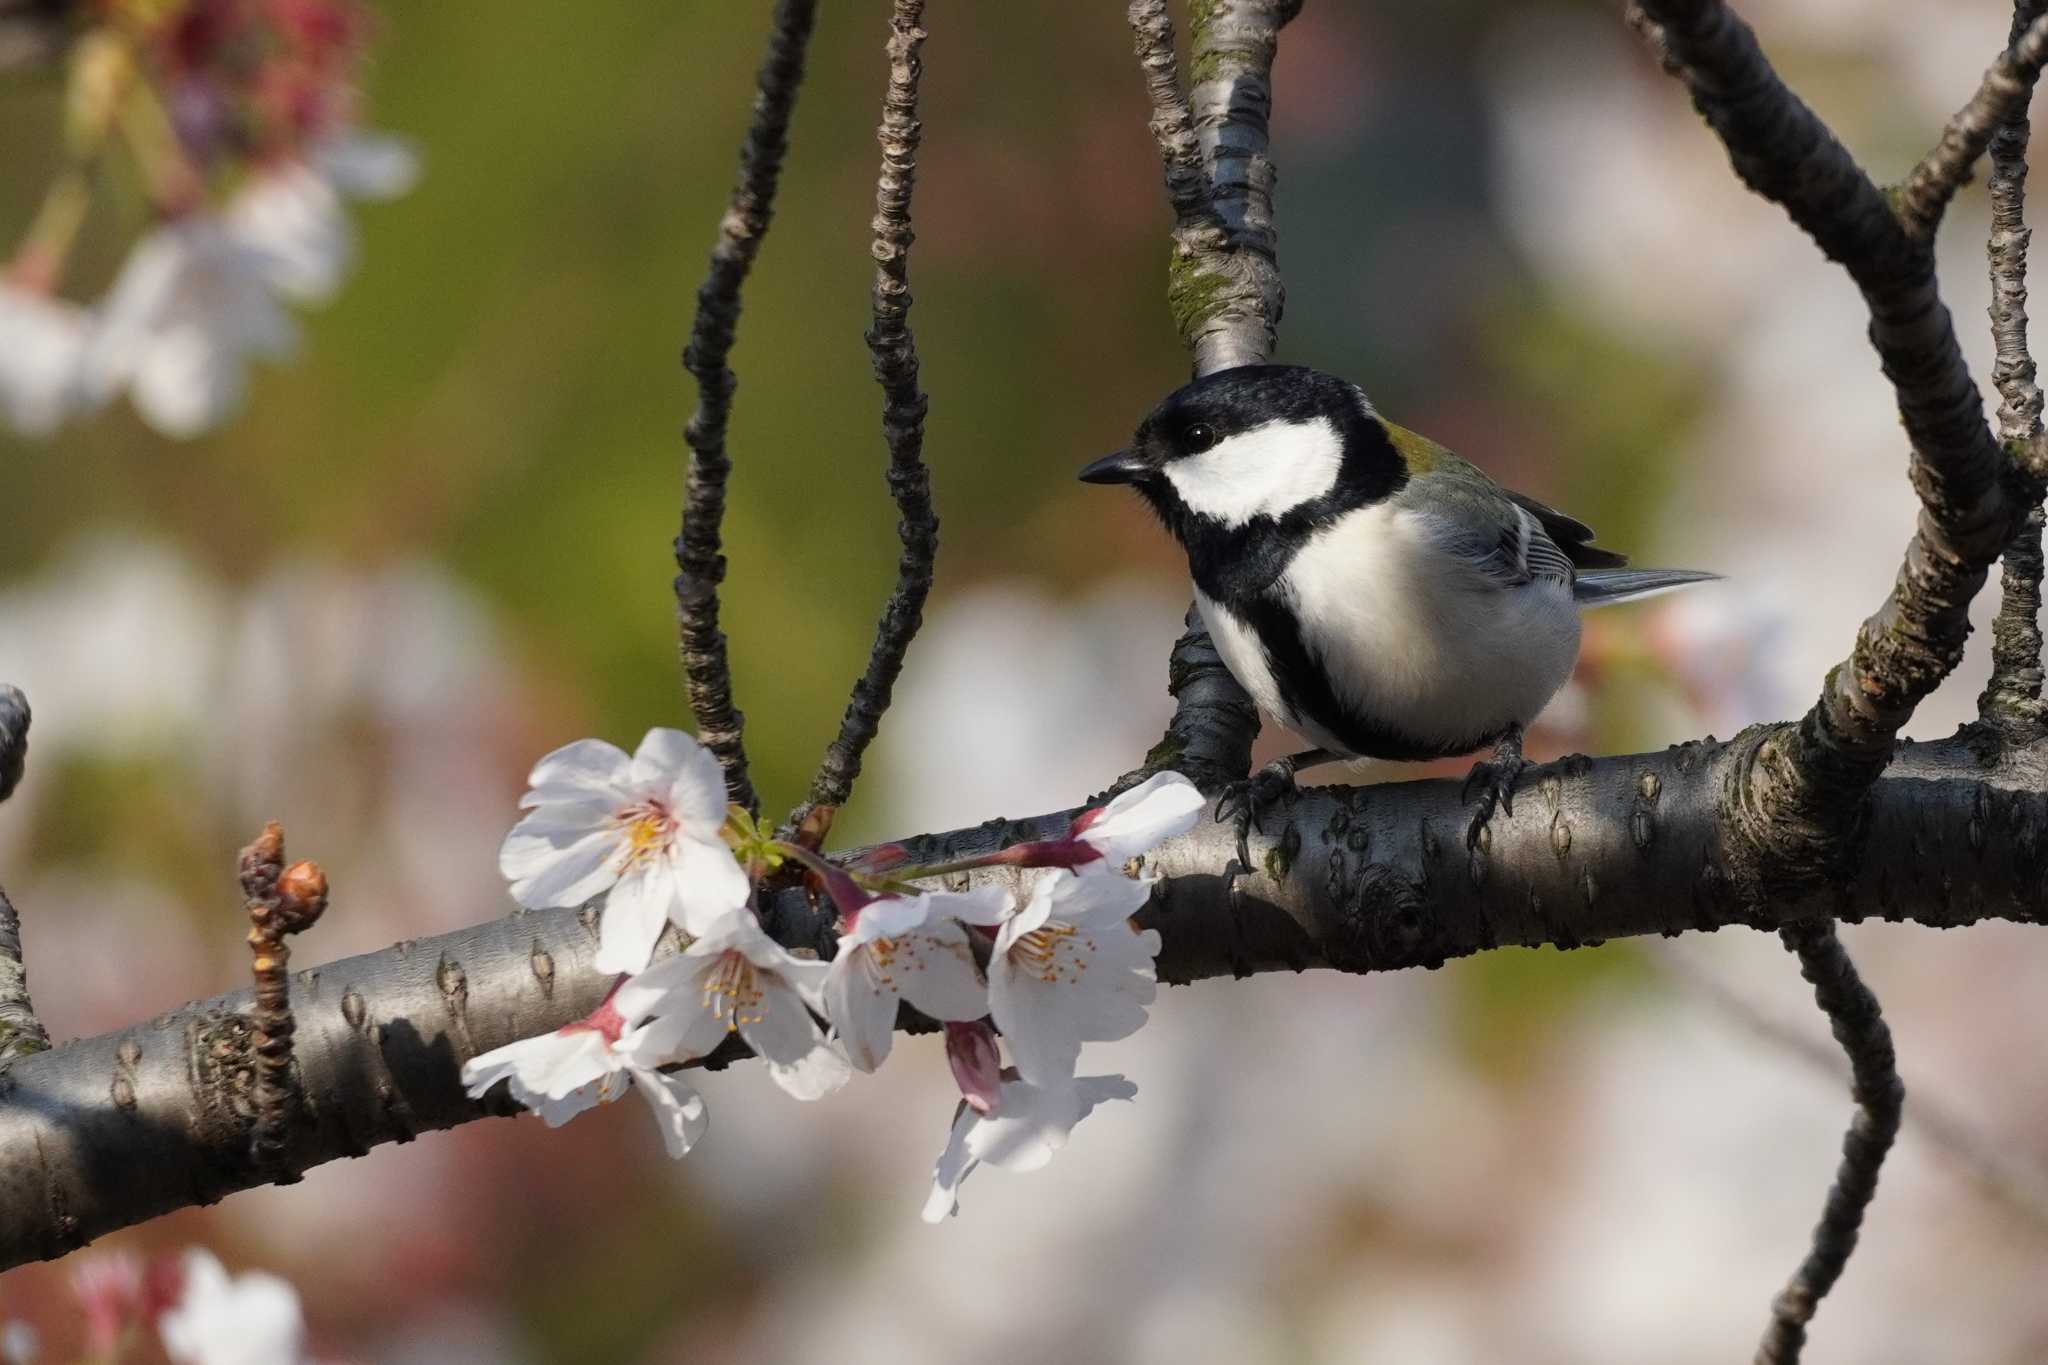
[1079,364,1716,852]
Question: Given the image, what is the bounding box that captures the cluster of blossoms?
[464,728,1205,1219]
[2,1245,310,1364]
[0,0,415,440]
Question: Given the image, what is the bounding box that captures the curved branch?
[675,0,819,816]
[793,0,939,827]
[1756,923,1903,1365]
[2,727,2045,1269]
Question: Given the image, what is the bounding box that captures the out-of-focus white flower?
[0,285,92,437]
[992,771,1206,874]
[0,1321,35,1365]
[460,975,710,1158]
[635,911,850,1102]
[69,1250,146,1355]
[499,728,750,975]
[230,133,420,304]
[157,1248,305,1365]
[922,1074,1138,1222]
[990,870,1162,1088]
[822,886,1009,1072]
[78,216,298,439]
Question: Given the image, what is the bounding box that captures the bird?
[1078,363,1717,858]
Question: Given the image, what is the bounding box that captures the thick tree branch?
[0,684,47,1066]
[1756,924,1903,1365]
[792,0,938,829]
[675,0,819,816]
[4,728,2047,1268]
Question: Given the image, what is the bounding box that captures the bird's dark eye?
[1184,422,1217,453]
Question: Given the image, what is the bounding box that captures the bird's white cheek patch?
[1163,417,1344,526]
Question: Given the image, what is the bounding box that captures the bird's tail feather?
[1573,568,1720,606]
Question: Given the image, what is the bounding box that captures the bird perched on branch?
[1081,364,1716,858]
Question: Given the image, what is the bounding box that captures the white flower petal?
[229,164,351,304]
[522,737,632,805]
[892,922,992,1023]
[822,946,903,1072]
[0,287,90,437]
[593,867,675,974]
[1044,868,1155,927]
[739,972,825,1068]
[1076,770,1205,861]
[499,822,618,909]
[159,1250,305,1365]
[670,833,751,936]
[989,955,1083,1088]
[628,1064,709,1159]
[766,1038,852,1102]
[922,1104,979,1223]
[315,131,421,200]
[921,1075,1136,1221]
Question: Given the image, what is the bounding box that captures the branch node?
[241,823,327,1178]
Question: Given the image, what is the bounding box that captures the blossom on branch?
[499,727,750,974]
[634,911,850,1101]
[820,885,1009,1072]
[922,1074,1138,1222]
[460,975,710,1158]
[989,869,1162,1088]
[0,286,91,438]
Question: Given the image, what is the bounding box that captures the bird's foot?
[1462,726,1528,850]
[1217,750,1325,871]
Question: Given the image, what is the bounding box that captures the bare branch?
[2,728,2046,1267]
[1634,0,2022,884]
[675,0,819,817]
[790,0,939,828]
[0,684,47,1066]
[1983,3,2048,736]
[1118,0,1300,793]
[1896,11,2048,243]
[1756,923,1903,1365]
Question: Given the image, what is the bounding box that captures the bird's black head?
[1079,365,1404,546]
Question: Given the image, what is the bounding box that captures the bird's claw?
[1216,758,1302,871]
[1462,732,1528,850]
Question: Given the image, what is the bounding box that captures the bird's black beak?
[1078,449,1147,485]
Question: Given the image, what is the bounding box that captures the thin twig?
[1663,946,2048,1240]
[1897,11,2048,243]
[1757,923,1903,1365]
[789,0,938,828]
[0,685,47,1065]
[1983,2,2048,734]
[675,0,819,817]
[241,824,328,1175]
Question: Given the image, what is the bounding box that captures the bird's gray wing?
[1400,467,1576,590]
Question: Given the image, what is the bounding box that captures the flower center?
[1012,922,1087,983]
[616,800,677,868]
[704,950,766,1031]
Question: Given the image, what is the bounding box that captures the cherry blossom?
[77,216,299,439]
[989,869,1163,1088]
[157,1249,306,1365]
[632,911,850,1101]
[921,1074,1138,1222]
[0,285,93,438]
[229,133,421,305]
[0,1321,34,1365]
[499,727,750,974]
[460,976,709,1158]
[820,885,1009,1072]
[944,1019,1003,1114]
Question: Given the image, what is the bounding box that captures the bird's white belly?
[1198,505,1583,756]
